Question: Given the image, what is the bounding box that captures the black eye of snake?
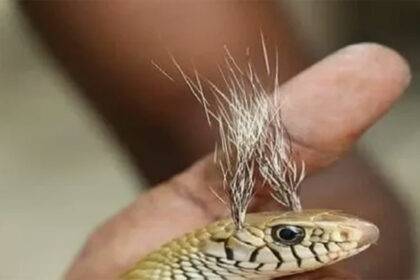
[272,225,305,245]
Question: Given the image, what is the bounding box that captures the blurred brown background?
[0,1,419,279]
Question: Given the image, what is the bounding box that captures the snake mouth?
[205,239,373,270]
[201,243,371,279]
[250,243,373,274]
[198,238,374,279]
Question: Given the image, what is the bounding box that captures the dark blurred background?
[0,1,418,278]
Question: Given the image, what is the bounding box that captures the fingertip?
[279,43,412,170]
[336,42,411,92]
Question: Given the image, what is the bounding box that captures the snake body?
[123,209,379,279]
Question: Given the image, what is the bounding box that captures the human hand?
[65,43,410,279]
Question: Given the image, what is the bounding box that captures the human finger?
[66,43,410,279]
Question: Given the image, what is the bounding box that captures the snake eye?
[272,225,305,245]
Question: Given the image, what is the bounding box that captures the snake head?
[202,209,379,278]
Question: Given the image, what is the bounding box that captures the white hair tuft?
[168,35,306,227]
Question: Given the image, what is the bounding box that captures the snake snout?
[343,218,380,248]
[357,221,380,247]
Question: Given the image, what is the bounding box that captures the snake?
[122,209,379,279]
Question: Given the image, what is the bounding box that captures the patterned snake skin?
[122,210,378,280]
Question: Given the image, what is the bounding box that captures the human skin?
[20,2,414,279]
[66,44,410,279]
